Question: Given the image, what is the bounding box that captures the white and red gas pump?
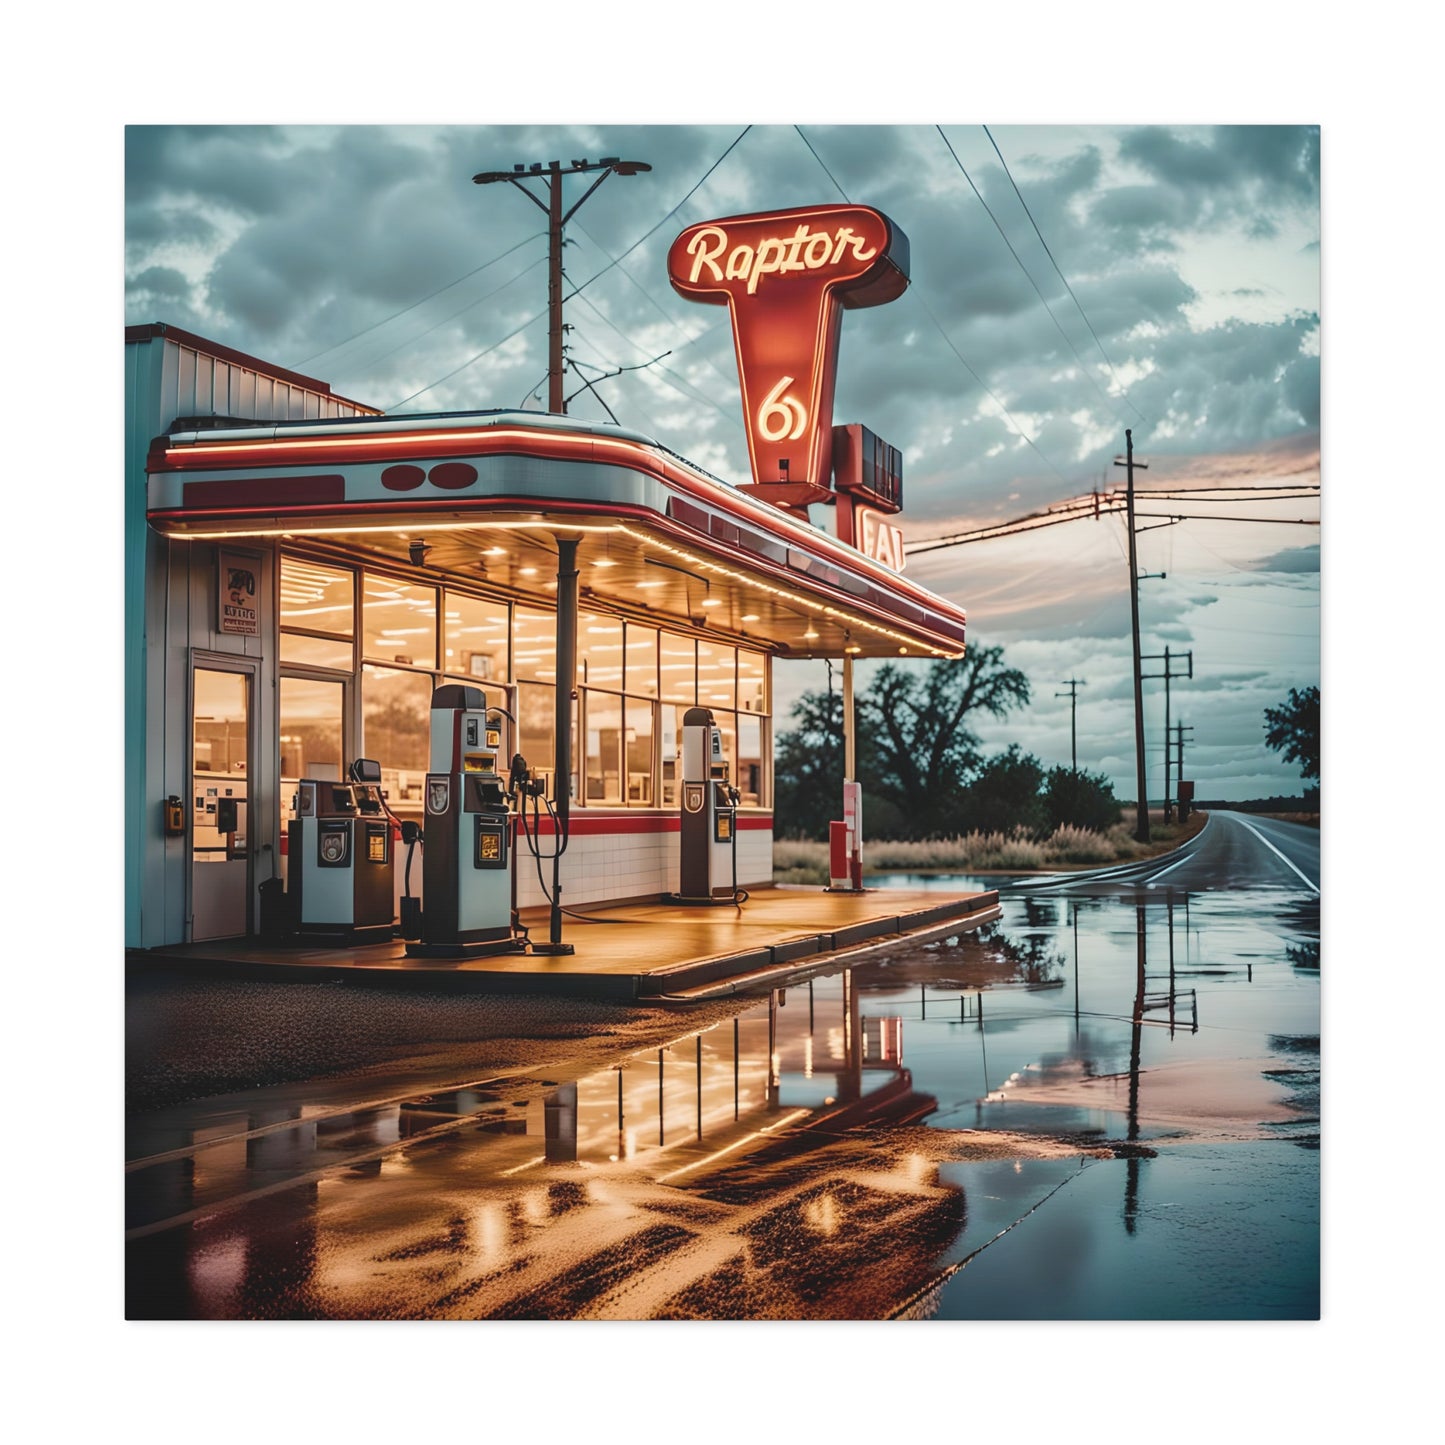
[406,684,526,959]
[668,706,744,906]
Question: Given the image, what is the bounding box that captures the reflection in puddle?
[127,884,1319,1320]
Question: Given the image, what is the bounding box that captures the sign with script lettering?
[667,205,909,502]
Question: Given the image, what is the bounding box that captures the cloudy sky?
[124,120,1321,802]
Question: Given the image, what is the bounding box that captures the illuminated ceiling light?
[519,566,539,577]
[592,558,617,568]
[804,628,820,640]
[741,613,759,622]
[701,598,722,608]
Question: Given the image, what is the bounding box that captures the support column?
[841,654,861,888]
[534,535,578,954]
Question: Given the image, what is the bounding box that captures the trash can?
[258,876,290,943]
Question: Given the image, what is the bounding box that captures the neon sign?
[857,506,905,573]
[667,205,909,503]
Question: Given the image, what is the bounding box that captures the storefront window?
[280,558,354,636]
[278,555,771,813]
[625,699,655,804]
[517,680,556,795]
[280,633,354,670]
[624,623,658,697]
[579,613,623,690]
[280,557,354,670]
[362,665,432,809]
[696,638,736,710]
[737,713,763,806]
[513,606,556,682]
[444,591,509,682]
[738,649,767,713]
[279,677,345,783]
[660,633,696,703]
[584,693,623,803]
[363,575,437,670]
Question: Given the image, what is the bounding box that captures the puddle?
[127,883,1320,1319]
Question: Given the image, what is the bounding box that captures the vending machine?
[287,760,395,941]
[407,684,525,958]
[669,706,742,905]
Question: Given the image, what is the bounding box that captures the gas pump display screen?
[715,814,733,843]
[474,818,507,869]
[365,824,389,863]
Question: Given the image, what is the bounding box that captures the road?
[1015,810,1319,895]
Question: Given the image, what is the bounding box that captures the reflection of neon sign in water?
[668,205,909,498]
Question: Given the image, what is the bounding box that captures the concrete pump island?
[124,201,999,1001]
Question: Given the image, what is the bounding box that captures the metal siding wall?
[128,331,376,948]
[126,341,166,948]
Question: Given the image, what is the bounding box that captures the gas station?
[124,201,1001,998]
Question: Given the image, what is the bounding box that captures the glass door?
[190,663,255,941]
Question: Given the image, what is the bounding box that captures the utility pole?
[1173,722,1195,796]
[1142,647,1193,822]
[473,156,651,414]
[1055,678,1086,773]
[1115,429,1150,841]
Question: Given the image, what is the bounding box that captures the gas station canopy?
[147,410,967,660]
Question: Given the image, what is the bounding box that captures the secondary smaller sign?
[218,553,259,635]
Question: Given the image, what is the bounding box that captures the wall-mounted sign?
[667,205,909,505]
[218,553,259,635]
[857,506,906,572]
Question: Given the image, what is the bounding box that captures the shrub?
[1043,766,1121,834]
[961,746,1047,836]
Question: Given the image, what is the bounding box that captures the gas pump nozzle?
[509,752,530,797]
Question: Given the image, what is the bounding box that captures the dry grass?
[773,814,1206,883]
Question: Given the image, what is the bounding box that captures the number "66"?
[757,375,807,442]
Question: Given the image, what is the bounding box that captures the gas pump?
[668,706,745,906]
[287,758,395,942]
[406,684,526,959]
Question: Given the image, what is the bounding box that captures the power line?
[388,303,547,411]
[343,251,550,380]
[982,125,1147,426]
[294,230,546,370]
[936,126,1130,432]
[792,125,1079,490]
[795,125,850,201]
[907,483,1320,552]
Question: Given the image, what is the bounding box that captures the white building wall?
[126,327,376,949]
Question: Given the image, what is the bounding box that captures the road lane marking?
[1231,814,1320,893]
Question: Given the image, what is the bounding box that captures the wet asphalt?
[125,811,1321,1320]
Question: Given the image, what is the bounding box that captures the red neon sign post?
[667,205,909,506]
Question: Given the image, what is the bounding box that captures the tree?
[1263,685,1320,781]
[772,684,851,839]
[1043,765,1121,833]
[772,645,1032,840]
[861,646,1031,837]
[962,745,1047,835]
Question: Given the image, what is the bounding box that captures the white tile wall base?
[515,827,774,909]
